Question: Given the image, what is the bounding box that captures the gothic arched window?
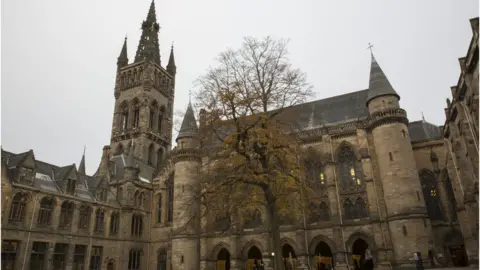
[149,103,157,129]
[120,102,129,131]
[9,193,27,222]
[156,194,162,224]
[244,209,262,228]
[148,144,155,165]
[59,201,75,229]
[354,197,368,218]
[94,209,105,233]
[157,249,167,270]
[337,144,363,191]
[318,201,330,221]
[37,197,55,226]
[308,201,330,223]
[110,212,119,235]
[157,148,164,168]
[420,169,444,221]
[131,214,143,237]
[166,176,174,223]
[78,205,91,230]
[128,249,142,270]
[343,199,354,219]
[132,99,140,128]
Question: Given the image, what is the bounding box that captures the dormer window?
[98,189,108,202]
[66,179,76,195]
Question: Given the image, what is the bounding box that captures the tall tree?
[193,36,314,270]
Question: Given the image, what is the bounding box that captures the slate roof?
[407,120,442,142]
[2,149,100,201]
[177,102,198,140]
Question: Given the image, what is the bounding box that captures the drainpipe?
[298,152,312,270]
[21,193,39,270]
[329,139,350,270]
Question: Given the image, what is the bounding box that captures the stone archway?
[216,248,231,270]
[351,238,369,270]
[282,243,297,270]
[313,241,334,270]
[246,246,262,270]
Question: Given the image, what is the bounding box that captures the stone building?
[1,1,477,270]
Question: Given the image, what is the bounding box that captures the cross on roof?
[367,43,374,54]
[189,89,192,103]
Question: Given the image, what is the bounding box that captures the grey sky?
[2,0,478,175]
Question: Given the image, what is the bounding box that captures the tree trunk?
[265,188,285,270]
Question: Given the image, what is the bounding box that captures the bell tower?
[109,0,176,170]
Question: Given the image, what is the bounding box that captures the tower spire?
[78,146,86,174]
[117,37,128,69]
[134,1,161,65]
[167,42,176,75]
[366,51,400,106]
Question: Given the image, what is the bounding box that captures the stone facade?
[1,2,477,270]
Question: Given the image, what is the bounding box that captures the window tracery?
[420,170,444,221]
[337,144,363,191]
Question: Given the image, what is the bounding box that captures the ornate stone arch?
[280,237,301,255]
[308,235,336,256]
[345,231,376,253]
[334,141,360,162]
[241,240,265,260]
[210,242,232,260]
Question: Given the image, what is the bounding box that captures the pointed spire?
[117,37,128,69]
[167,42,177,75]
[366,52,400,106]
[78,146,86,174]
[146,0,157,23]
[134,1,161,65]
[177,102,198,141]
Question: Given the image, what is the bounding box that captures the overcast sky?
[2,0,478,175]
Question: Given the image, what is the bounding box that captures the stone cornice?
[171,148,202,164]
[366,108,408,130]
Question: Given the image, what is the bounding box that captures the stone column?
[229,235,240,270]
[51,199,62,230]
[65,243,75,270]
[332,227,348,270]
[46,242,54,270]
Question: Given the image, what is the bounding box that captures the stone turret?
[171,102,201,270]
[366,53,431,267]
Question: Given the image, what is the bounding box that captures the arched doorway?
[351,238,369,270]
[247,246,262,270]
[216,248,231,270]
[444,230,468,267]
[106,259,115,270]
[282,244,297,270]
[314,241,333,270]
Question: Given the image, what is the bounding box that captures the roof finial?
[189,89,192,104]
[367,43,374,55]
[171,41,174,50]
[83,145,86,156]
[422,111,426,122]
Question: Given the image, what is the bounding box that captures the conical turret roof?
[366,53,400,106]
[177,102,198,140]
